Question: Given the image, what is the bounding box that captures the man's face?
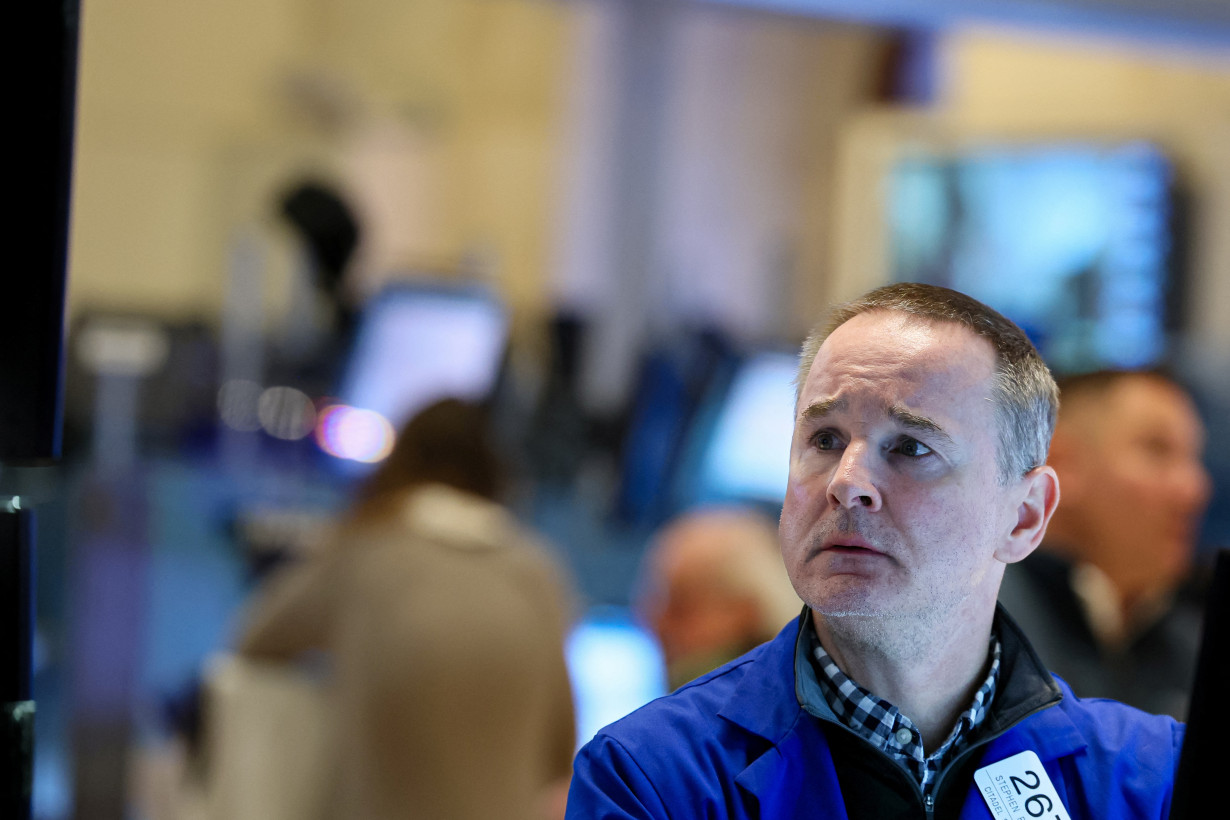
[779,311,1021,624]
[1058,376,1210,594]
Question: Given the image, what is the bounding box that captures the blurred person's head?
[1045,370,1211,608]
[351,398,505,520]
[637,508,801,689]
[279,180,360,298]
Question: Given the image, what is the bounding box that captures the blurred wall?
[69,0,570,339]
[945,27,1230,358]
[69,0,309,321]
[68,1,1229,365]
[551,1,888,411]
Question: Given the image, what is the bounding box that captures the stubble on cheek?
[789,534,897,617]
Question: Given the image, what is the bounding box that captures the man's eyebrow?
[799,397,845,422]
[799,398,955,445]
[889,404,953,445]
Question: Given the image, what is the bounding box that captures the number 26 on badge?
[974,751,1072,820]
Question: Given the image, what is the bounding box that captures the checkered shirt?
[810,631,1001,801]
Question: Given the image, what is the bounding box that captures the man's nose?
[1180,457,1213,516]
[826,443,883,511]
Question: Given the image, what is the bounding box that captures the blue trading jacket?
[567,610,1182,819]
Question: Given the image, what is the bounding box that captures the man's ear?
[994,465,1060,564]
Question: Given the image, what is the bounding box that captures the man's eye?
[812,431,840,450]
[895,437,933,458]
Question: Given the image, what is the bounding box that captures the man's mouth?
[820,535,881,555]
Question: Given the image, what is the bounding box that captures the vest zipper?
[800,694,1063,819]
[926,695,1064,815]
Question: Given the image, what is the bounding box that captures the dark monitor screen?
[887,143,1177,373]
[1170,549,1230,818]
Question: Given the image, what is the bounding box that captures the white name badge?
[974,750,1072,820]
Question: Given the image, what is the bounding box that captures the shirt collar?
[797,611,1001,797]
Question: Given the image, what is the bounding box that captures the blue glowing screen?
[887,143,1175,373]
[566,607,666,748]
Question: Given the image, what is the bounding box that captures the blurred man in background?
[999,369,1213,718]
[636,508,802,690]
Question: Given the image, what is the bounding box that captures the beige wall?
[68,0,570,336]
[70,0,304,319]
[833,26,1230,356]
[943,27,1230,353]
[69,2,1229,361]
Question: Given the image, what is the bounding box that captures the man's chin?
[804,578,891,617]
[809,593,892,619]
[813,605,896,619]
[809,590,925,621]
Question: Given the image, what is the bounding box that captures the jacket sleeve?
[566,734,672,820]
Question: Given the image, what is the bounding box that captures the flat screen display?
[566,607,666,747]
[337,282,509,432]
[887,142,1176,373]
[689,350,797,506]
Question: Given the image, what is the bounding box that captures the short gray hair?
[795,283,1057,483]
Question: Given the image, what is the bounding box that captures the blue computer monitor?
[887,142,1178,373]
[324,282,508,466]
[566,606,666,748]
[677,349,797,508]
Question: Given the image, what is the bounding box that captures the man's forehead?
[797,312,998,435]
[810,312,995,385]
[828,308,985,343]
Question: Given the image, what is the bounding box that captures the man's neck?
[812,601,996,751]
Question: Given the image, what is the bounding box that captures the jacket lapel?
[735,723,850,820]
[720,617,850,820]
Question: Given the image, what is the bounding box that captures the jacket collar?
[718,611,845,819]
[397,484,520,552]
[715,605,1088,816]
[716,608,811,744]
[980,606,1086,764]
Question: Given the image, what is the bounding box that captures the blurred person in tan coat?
[238,399,576,820]
[636,508,802,690]
[998,369,1213,717]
